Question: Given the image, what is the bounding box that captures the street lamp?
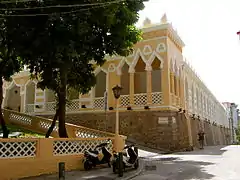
[112,85,122,136]
[237,31,240,40]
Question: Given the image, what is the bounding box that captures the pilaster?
[129,67,135,106]
[145,65,152,105]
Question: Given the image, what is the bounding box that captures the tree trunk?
[58,70,68,138]
[0,78,9,138]
[45,107,59,138]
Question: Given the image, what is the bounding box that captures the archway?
[120,63,130,95]
[151,58,162,92]
[5,84,21,112]
[95,70,107,98]
[25,81,36,113]
[134,57,146,94]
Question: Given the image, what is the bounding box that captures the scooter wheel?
[84,161,92,171]
[112,163,117,173]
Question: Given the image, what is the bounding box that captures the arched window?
[95,70,106,97]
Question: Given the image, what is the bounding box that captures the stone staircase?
[2,108,115,138]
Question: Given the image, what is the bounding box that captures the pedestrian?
[198,130,205,149]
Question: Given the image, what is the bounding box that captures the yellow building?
[2,14,230,151]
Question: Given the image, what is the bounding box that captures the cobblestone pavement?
[132,145,240,180]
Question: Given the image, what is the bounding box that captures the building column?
[146,65,152,105]
[129,67,135,106]
[20,86,25,112]
[179,76,185,108]
[170,72,175,105]
[170,72,175,94]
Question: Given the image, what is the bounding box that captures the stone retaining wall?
[41,110,231,151]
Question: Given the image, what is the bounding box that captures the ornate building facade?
[2,14,230,151]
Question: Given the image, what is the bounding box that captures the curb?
[116,158,145,180]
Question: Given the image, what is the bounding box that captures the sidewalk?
[21,161,144,180]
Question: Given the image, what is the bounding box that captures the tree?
[4,0,147,137]
[0,18,23,138]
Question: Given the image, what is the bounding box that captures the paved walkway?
[21,149,161,180]
[133,145,240,180]
[22,146,240,180]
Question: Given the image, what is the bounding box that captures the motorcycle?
[83,141,112,171]
[112,144,139,173]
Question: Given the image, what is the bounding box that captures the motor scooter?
[112,144,139,173]
[83,141,112,170]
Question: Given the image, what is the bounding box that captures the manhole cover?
[86,176,114,180]
[145,165,157,171]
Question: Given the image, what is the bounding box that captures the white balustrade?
[93,97,104,109]
[25,104,35,113]
[9,113,32,125]
[151,92,163,104]
[0,140,37,159]
[66,99,80,111]
[45,102,56,112]
[53,139,113,156]
[39,120,58,132]
[120,95,130,107]
[134,93,147,106]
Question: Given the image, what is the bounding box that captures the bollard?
[118,152,123,177]
[59,162,65,180]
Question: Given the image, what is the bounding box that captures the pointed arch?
[4,82,21,111]
[6,80,21,90]
[130,48,147,70]
[95,70,107,98]
[151,58,162,92]
[116,58,127,75]
[134,57,147,94]
[94,66,107,76]
[120,63,130,95]
[149,51,164,69]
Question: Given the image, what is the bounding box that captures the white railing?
[0,138,113,159]
[93,97,104,109]
[120,95,130,107]
[134,93,147,106]
[25,104,35,113]
[45,102,56,112]
[53,139,113,156]
[0,140,37,159]
[151,92,163,104]
[66,99,80,111]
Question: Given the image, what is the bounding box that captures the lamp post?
[237,31,240,40]
[112,85,123,177]
[112,85,122,136]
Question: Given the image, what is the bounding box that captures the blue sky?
[138,0,240,105]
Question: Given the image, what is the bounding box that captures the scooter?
[112,144,139,173]
[83,141,112,171]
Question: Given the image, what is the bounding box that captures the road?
[134,145,240,180]
[22,145,240,180]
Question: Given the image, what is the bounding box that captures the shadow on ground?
[175,146,228,156]
[142,157,215,180]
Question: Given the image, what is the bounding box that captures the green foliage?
[1,0,147,136]
[0,19,23,81]
[3,0,147,95]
